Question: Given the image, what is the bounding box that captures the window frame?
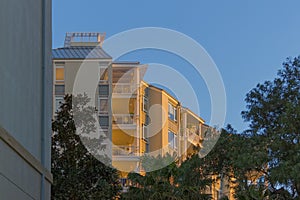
[99,84,109,96]
[54,65,65,83]
[143,96,148,112]
[98,97,109,114]
[168,130,177,150]
[168,102,177,122]
[99,115,109,127]
[142,124,147,140]
[99,67,108,84]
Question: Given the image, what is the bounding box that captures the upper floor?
[52,32,210,163]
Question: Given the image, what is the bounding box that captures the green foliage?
[193,56,300,199]
[200,125,265,199]
[242,56,300,198]
[121,154,211,200]
[51,94,121,200]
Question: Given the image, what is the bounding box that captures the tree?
[195,124,275,199]
[174,153,212,200]
[121,154,178,200]
[199,125,255,199]
[121,153,212,200]
[121,125,261,200]
[51,94,121,200]
[242,56,300,198]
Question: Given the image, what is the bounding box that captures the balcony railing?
[112,145,140,156]
[112,83,136,94]
[187,129,202,146]
[112,114,135,125]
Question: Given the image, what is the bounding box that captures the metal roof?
[52,46,112,60]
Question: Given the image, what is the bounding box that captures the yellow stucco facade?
[52,33,236,199]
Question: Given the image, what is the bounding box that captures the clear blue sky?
[53,0,300,132]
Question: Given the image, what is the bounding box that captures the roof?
[52,46,112,60]
[148,84,180,105]
[112,61,140,65]
[181,107,205,123]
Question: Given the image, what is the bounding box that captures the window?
[55,66,64,82]
[168,130,177,149]
[99,98,108,113]
[120,178,127,187]
[55,85,65,95]
[174,134,177,149]
[145,115,151,125]
[143,96,148,112]
[99,85,109,96]
[55,96,64,113]
[144,87,149,97]
[142,124,147,140]
[168,103,177,121]
[99,116,109,127]
[100,67,108,83]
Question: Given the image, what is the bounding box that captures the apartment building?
[52,32,205,170]
[52,32,234,199]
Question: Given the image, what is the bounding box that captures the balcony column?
[183,112,187,156]
[135,67,140,156]
[108,63,113,159]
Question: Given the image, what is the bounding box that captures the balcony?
[112,83,137,96]
[112,145,141,161]
[112,114,136,129]
[113,114,135,124]
[187,129,202,146]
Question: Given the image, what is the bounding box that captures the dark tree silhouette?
[51,94,121,200]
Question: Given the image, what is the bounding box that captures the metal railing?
[186,129,202,145]
[112,83,136,94]
[64,32,105,47]
[112,145,139,156]
[112,114,135,125]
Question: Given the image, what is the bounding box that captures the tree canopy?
[51,94,121,200]
[121,153,212,200]
[242,56,300,198]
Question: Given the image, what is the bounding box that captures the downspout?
[40,0,49,199]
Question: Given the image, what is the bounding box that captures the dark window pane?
[99,85,109,96]
[55,85,65,95]
[99,116,109,127]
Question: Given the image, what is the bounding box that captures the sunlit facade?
[52,32,234,199]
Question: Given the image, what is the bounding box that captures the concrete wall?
[64,61,81,94]
[0,0,52,199]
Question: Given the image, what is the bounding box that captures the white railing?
[112,114,135,125]
[112,145,139,156]
[186,129,202,146]
[112,83,136,94]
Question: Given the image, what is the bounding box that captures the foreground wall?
[0,0,52,199]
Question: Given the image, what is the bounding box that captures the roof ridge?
[55,46,103,49]
[52,46,112,59]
